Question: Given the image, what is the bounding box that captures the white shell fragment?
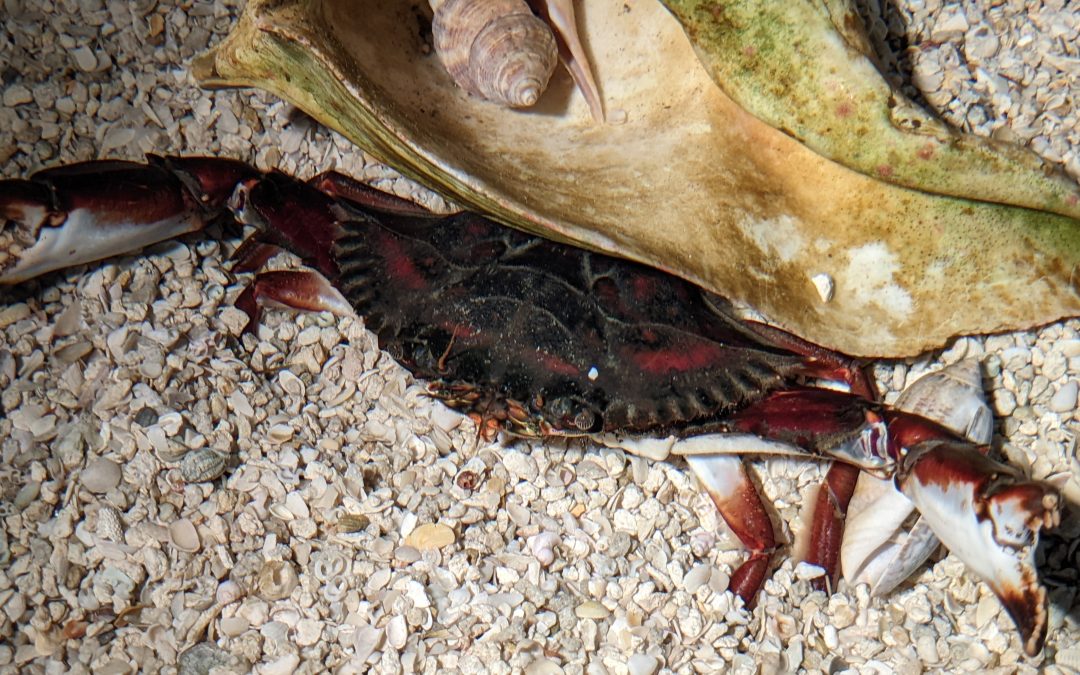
[403,522,456,550]
[575,600,610,619]
[82,458,122,493]
[257,560,300,601]
[528,531,561,567]
[810,272,835,303]
[168,519,201,553]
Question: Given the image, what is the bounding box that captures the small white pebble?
[1049,380,1077,413]
[2,84,32,107]
[626,654,660,675]
[575,600,610,620]
[71,45,97,71]
[220,616,250,637]
[528,532,560,567]
[0,303,31,328]
[810,273,835,303]
[794,561,826,581]
[217,580,244,605]
[258,654,300,675]
[295,618,323,647]
[168,519,201,553]
[82,458,122,493]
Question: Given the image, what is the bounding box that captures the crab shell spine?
[430,0,558,108]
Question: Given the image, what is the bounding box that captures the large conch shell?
[193,0,1080,357]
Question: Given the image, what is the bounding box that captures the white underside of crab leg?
[685,454,745,500]
[539,0,604,122]
[1,208,203,284]
[597,432,810,462]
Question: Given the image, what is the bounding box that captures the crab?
[0,155,1063,657]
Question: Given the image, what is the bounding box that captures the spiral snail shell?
[430,0,558,108]
[429,0,603,120]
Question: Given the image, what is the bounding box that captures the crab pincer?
[896,439,1060,656]
[0,155,257,285]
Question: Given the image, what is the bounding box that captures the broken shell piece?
[180,448,227,483]
[216,580,244,605]
[810,273,834,303]
[575,600,610,619]
[386,614,408,650]
[169,518,201,553]
[527,531,561,566]
[895,359,991,442]
[403,522,456,550]
[97,506,124,542]
[82,457,122,493]
[258,560,300,600]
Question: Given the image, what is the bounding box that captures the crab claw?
[843,359,993,595]
[0,155,257,284]
[897,440,1060,656]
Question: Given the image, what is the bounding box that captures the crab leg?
[733,317,880,588]
[234,270,355,333]
[686,455,775,605]
[0,155,257,284]
[801,462,859,590]
[723,386,1059,653]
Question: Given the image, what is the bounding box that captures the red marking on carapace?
[631,274,656,302]
[876,164,894,178]
[436,321,480,340]
[917,144,935,160]
[534,350,581,378]
[465,220,490,237]
[835,101,855,118]
[378,233,428,290]
[630,340,724,374]
[1068,194,1079,206]
[742,45,757,58]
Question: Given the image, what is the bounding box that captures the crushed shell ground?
[1,0,1079,673]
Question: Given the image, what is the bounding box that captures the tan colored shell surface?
[195,0,1080,357]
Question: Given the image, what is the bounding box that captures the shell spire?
[430,0,558,108]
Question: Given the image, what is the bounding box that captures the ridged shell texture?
[431,0,558,107]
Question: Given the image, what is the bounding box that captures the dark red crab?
[0,156,1062,655]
